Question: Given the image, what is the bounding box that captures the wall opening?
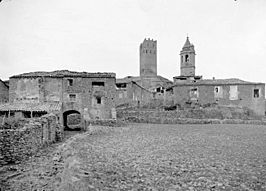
[96,97,102,104]
[254,89,260,98]
[63,110,81,131]
[92,82,105,87]
[185,55,189,62]
[67,79,73,86]
[69,94,76,102]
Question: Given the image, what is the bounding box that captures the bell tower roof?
[183,37,191,48]
[181,36,195,52]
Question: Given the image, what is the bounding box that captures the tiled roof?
[116,75,172,85]
[10,70,115,78]
[116,76,141,84]
[172,78,264,87]
[0,102,61,112]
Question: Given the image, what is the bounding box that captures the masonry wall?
[0,114,63,166]
[173,84,265,115]
[116,82,153,106]
[9,76,116,120]
[61,77,116,120]
[117,107,264,125]
[0,81,8,103]
[140,39,157,77]
[43,78,63,102]
[9,78,40,103]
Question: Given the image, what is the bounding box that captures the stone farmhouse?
[0,79,9,104]
[0,70,116,129]
[116,38,173,106]
[168,37,265,116]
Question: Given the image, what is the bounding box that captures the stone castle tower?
[139,38,157,77]
[180,37,195,77]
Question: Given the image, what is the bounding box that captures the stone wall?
[0,114,63,166]
[117,107,265,125]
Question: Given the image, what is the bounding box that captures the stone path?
[1,124,266,190]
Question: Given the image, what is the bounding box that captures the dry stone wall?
[0,114,63,166]
[117,107,266,125]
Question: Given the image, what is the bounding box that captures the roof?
[183,37,191,48]
[10,70,116,79]
[116,76,141,84]
[171,78,264,87]
[0,79,9,88]
[181,37,195,52]
[0,102,61,112]
[116,75,172,86]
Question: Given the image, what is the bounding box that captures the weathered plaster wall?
[173,84,265,115]
[116,81,153,106]
[0,81,8,103]
[61,77,116,120]
[9,78,40,103]
[43,78,62,102]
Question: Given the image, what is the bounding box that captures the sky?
[0,0,266,83]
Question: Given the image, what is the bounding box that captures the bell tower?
[139,38,157,77]
[180,37,195,77]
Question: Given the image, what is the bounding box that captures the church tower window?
[185,55,189,62]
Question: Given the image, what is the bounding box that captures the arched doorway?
[63,110,82,131]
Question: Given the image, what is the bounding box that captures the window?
[116,83,126,89]
[214,86,223,98]
[67,79,73,86]
[69,94,76,102]
[254,89,260,98]
[96,97,101,104]
[229,86,238,100]
[190,87,199,100]
[92,82,105,86]
[185,55,189,62]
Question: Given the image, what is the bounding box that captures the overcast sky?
[0,0,266,82]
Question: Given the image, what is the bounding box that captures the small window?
[229,86,238,100]
[190,87,199,99]
[69,94,76,102]
[214,86,223,98]
[146,50,148,53]
[156,87,161,92]
[254,89,260,98]
[68,79,73,86]
[92,82,105,86]
[96,97,101,104]
[185,55,189,62]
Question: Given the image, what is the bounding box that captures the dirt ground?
[1,124,266,191]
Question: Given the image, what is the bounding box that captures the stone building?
[116,38,173,106]
[0,79,9,103]
[170,37,265,115]
[116,78,153,106]
[0,70,116,128]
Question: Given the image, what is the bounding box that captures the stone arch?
[63,110,82,131]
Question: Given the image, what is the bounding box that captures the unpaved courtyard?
[1,124,266,190]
